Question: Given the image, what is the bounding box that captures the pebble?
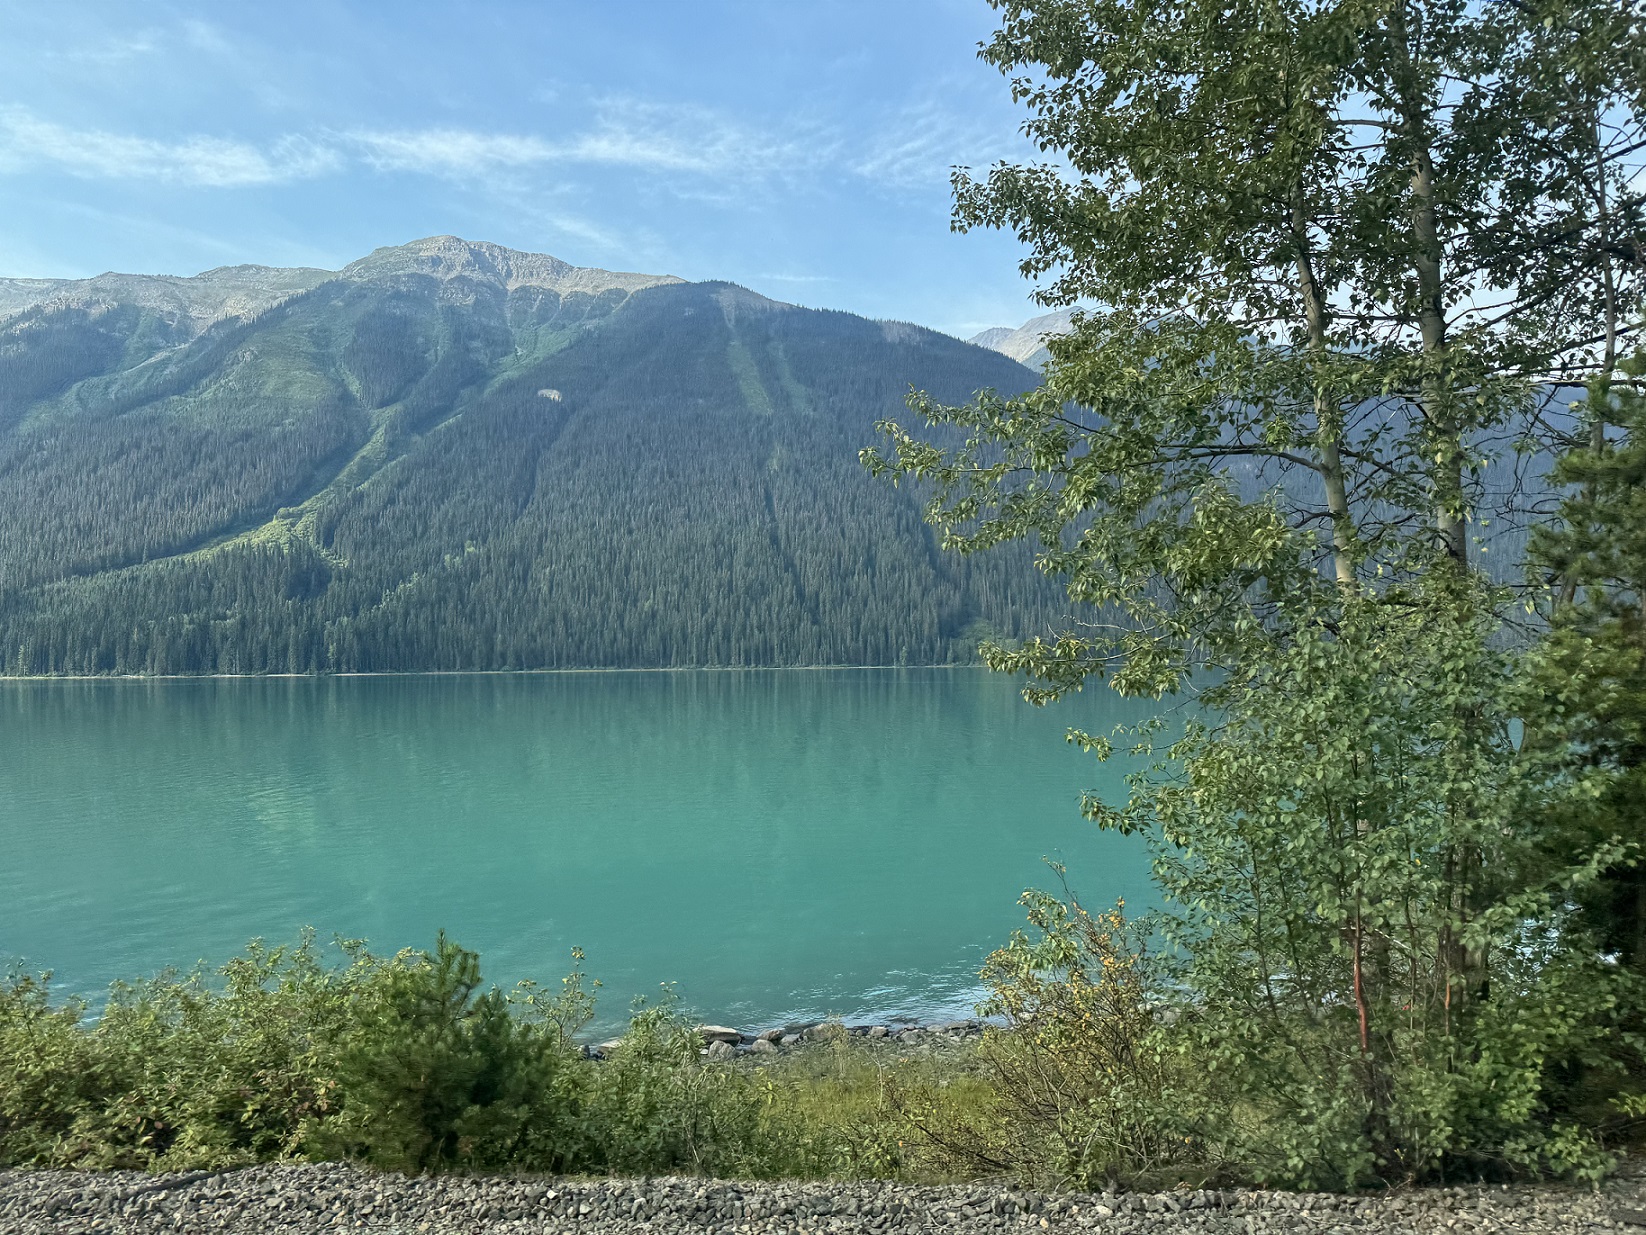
[0,1162,1640,1235]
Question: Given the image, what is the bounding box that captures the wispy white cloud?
[570,99,824,178]
[528,208,632,255]
[349,98,826,185]
[349,128,557,174]
[850,96,1022,189]
[0,94,1003,200]
[0,100,811,193]
[0,106,339,186]
[50,32,162,65]
[180,20,236,58]
[757,273,841,284]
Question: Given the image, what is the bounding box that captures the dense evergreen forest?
[0,240,1060,674]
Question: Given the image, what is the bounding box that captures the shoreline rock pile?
[2,1161,1642,1235]
[591,1020,989,1060]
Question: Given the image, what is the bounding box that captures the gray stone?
[697,1024,743,1044]
[2,1153,1641,1235]
[750,1038,779,1054]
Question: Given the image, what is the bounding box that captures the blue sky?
[0,1,1051,338]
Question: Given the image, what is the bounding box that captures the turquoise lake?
[0,670,1159,1033]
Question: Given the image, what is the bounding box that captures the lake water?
[0,670,1158,1033]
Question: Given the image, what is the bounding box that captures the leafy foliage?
[1131,591,1629,1185]
[1,934,361,1168]
[863,0,1646,1187]
[902,889,1201,1190]
[0,935,974,1183]
[865,0,1643,692]
[1526,359,1646,974]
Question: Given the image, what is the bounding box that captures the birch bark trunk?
[1291,190,1358,589]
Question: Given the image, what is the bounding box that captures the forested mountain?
[0,237,1059,674]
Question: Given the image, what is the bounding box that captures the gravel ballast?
[2,1163,1643,1235]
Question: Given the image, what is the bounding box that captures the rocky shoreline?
[591,1019,988,1060]
[2,1161,1642,1235]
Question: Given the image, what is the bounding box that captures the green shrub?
[0,934,595,1172]
[886,889,1216,1191]
[6,904,1629,1187]
[0,970,107,1166]
[746,1023,985,1181]
[314,933,588,1172]
[578,1000,756,1174]
[1,934,364,1168]
[0,936,920,1180]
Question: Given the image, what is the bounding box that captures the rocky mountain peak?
[967,307,1081,368]
[340,236,683,297]
[0,237,685,335]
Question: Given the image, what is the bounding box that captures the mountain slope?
[0,239,1057,674]
[968,308,1079,370]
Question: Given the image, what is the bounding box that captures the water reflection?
[0,670,1159,1033]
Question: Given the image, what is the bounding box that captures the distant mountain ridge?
[0,264,333,331]
[0,236,682,339]
[968,308,1080,369]
[964,305,1547,584]
[0,237,1058,674]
